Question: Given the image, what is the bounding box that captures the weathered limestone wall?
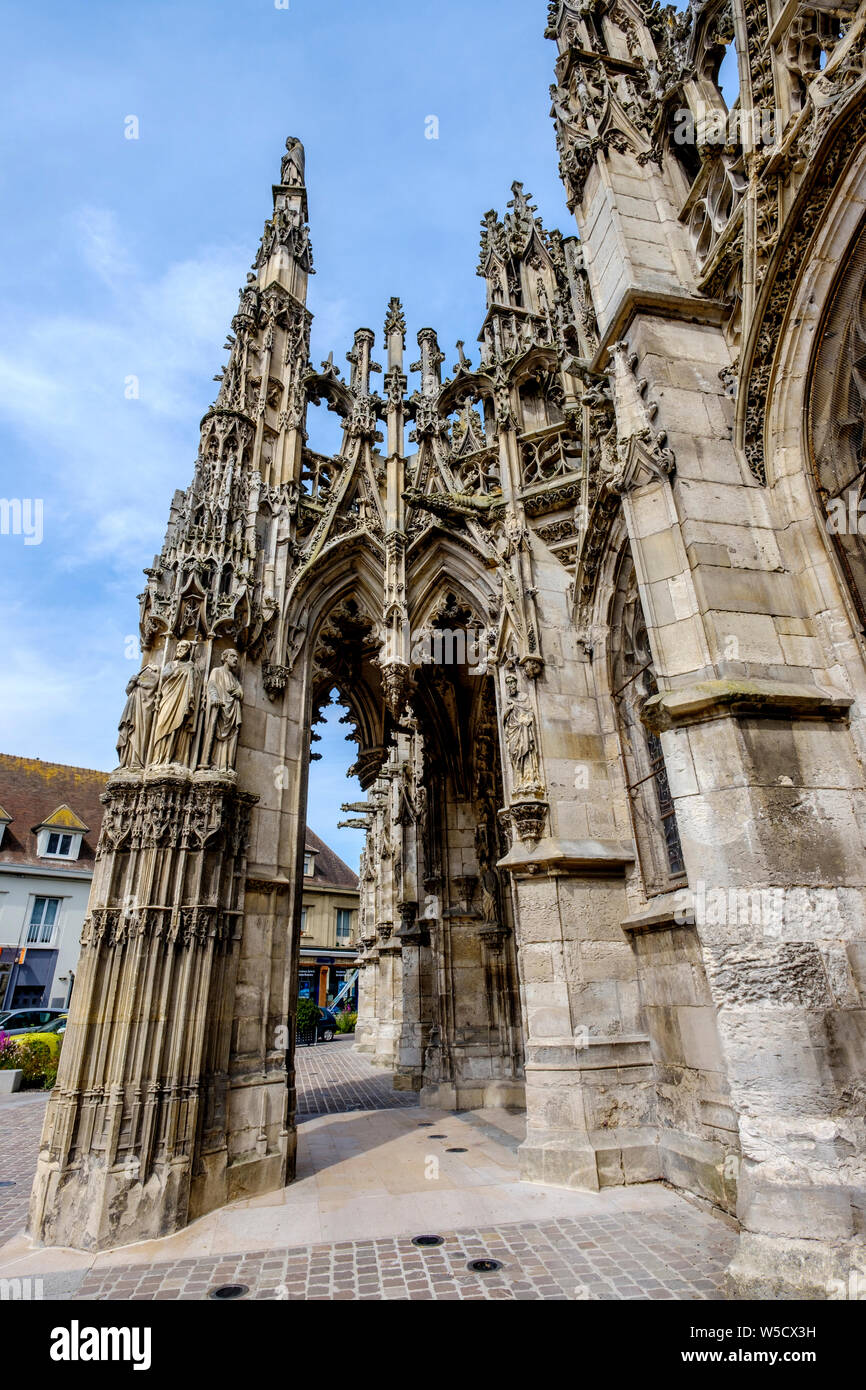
[616,309,866,1294]
[500,541,655,1187]
[626,917,739,1216]
[577,153,698,345]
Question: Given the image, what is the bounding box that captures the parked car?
[316,1008,337,1042]
[0,1007,65,1032]
[4,1015,67,1058]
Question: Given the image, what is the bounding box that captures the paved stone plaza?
[0,1040,736,1300]
[296,1035,421,1117]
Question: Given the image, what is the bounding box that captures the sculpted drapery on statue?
[202,648,244,772]
[281,136,305,186]
[115,645,245,775]
[150,640,200,767]
[116,662,159,769]
[502,670,541,794]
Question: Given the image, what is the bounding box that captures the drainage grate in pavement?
[208,1284,249,1301]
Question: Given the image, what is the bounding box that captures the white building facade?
[0,758,107,1012]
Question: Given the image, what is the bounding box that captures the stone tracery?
[28,5,866,1300]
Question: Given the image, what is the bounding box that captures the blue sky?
[0,0,576,868]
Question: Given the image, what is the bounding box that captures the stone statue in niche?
[202,648,244,773]
[502,670,541,793]
[480,865,499,924]
[116,662,159,769]
[151,641,201,767]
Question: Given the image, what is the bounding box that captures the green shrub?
[17,1039,53,1089]
[42,1036,62,1090]
[295,998,321,1032]
[336,1011,357,1034]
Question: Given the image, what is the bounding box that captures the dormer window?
[303,850,317,877]
[34,805,88,862]
[0,804,11,849]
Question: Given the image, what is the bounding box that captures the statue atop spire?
[280,136,306,187]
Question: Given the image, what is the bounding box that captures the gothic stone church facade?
[28,0,866,1298]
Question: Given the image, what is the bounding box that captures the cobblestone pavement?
[71,1209,734,1300]
[0,1044,738,1300]
[0,1038,413,1244]
[0,1092,48,1243]
[295,1036,419,1117]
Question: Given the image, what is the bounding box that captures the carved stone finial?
[385,297,406,345]
[603,341,676,493]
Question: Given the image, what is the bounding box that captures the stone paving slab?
[295,1036,419,1117]
[0,1092,49,1244]
[69,1209,734,1300]
[0,1042,738,1300]
[0,1039,411,1246]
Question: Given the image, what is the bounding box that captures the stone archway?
[25,143,628,1252]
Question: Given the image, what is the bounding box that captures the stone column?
[496,538,656,1189]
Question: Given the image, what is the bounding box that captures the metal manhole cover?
[446,1147,467,1153]
[208,1284,249,1300]
[467,1259,503,1274]
[412,1235,445,1248]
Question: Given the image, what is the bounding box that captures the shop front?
[298,948,359,1009]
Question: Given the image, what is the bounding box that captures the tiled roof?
[304,826,359,890]
[35,804,90,832]
[0,755,108,873]
[0,755,358,890]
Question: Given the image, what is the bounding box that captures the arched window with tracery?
[610,546,686,896]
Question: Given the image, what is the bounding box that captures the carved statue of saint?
[480,866,499,925]
[238,274,258,321]
[116,662,160,769]
[281,136,305,186]
[151,641,201,767]
[202,648,244,773]
[502,671,541,793]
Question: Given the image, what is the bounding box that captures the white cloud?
[71,206,135,287]
[0,206,248,573]
[0,596,130,770]
[0,208,252,764]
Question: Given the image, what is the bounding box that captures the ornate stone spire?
[29,137,318,1251]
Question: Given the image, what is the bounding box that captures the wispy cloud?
[0,207,247,573]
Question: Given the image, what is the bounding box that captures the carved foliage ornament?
[743,99,866,484]
[809,216,866,629]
